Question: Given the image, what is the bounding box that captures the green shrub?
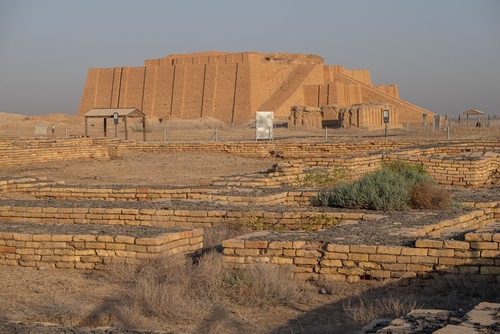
[297,167,345,188]
[312,160,438,211]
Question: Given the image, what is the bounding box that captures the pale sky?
[0,0,499,117]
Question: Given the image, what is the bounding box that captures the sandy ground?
[1,111,500,333]
[0,150,279,188]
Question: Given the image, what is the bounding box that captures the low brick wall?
[0,177,63,193]
[385,152,500,187]
[243,151,500,188]
[0,206,368,229]
[222,208,500,282]
[0,228,203,269]
[128,141,274,158]
[7,186,314,206]
[0,138,109,167]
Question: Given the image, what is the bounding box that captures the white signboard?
[35,126,48,136]
[256,111,273,140]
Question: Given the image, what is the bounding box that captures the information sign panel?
[256,111,273,140]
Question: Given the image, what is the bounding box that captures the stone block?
[480,266,500,275]
[415,240,443,249]
[350,245,377,253]
[406,264,433,272]
[369,254,397,263]
[470,242,497,250]
[294,257,318,265]
[381,263,407,271]
[454,250,480,258]
[438,257,466,266]
[115,236,135,244]
[245,240,268,249]
[326,244,349,253]
[324,252,348,260]
[222,239,245,248]
[234,249,260,256]
[428,249,455,257]
[320,259,343,267]
[401,248,428,256]
[296,249,322,258]
[481,250,500,258]
[376,246,402,255]
[271,257,293,265]
[357,261,381,269]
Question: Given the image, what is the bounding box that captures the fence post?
[163,127,167,142]
[406,121,409,134]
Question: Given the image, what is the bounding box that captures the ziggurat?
[78,51,435,125]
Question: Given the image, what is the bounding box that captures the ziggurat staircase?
[258,64,316,112]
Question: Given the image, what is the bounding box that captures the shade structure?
[84,108,146,140]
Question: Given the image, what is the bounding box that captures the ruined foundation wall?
[222,209,500,282]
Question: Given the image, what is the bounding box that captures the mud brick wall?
[0,177,63,194]
[0,205,368,230]
[222,209,500,282]
[385,153,500,187]
[127,142,276,158]
[0,228,203,269]
[0,138,109,167]
[6,185,315,206]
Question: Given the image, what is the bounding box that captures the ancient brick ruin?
[78,51,435,126]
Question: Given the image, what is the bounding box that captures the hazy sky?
[1,0,499,117]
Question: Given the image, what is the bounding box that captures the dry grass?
[409,182,452,209]
[416,273,500,310]
[106,251,308,330]
[222,262,305,307]
[343,294,419,325]
[114,252,224,326]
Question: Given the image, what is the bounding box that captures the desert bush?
[223,262,303,307]
[297,167,345,188]
[409,182,452,209]
[416,274,500,310]
[117,252,225,324]
[343,294,419,325]
[111,252,306,328]
[312,160,436,211]
[383,159,427,177]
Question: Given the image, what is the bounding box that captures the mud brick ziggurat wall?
[78,51,435,125]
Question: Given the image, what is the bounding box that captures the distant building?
[77,51,436,126]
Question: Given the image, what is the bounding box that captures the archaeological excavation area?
[1,134,500,333]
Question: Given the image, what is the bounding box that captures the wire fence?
[1,117,499,143]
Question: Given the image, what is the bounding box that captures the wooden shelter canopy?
[83,108,146,140]
[462,109,485,127]
[462,109,484,116]
[84,108,145,118]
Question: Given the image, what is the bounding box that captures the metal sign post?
[113,112,119,138]
[383,110,389,140]
[51,124,55,138]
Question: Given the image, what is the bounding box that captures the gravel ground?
[0,321,171,334]
[0,222,186,238]
[0,196,478,247]
[246,207,476,246]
